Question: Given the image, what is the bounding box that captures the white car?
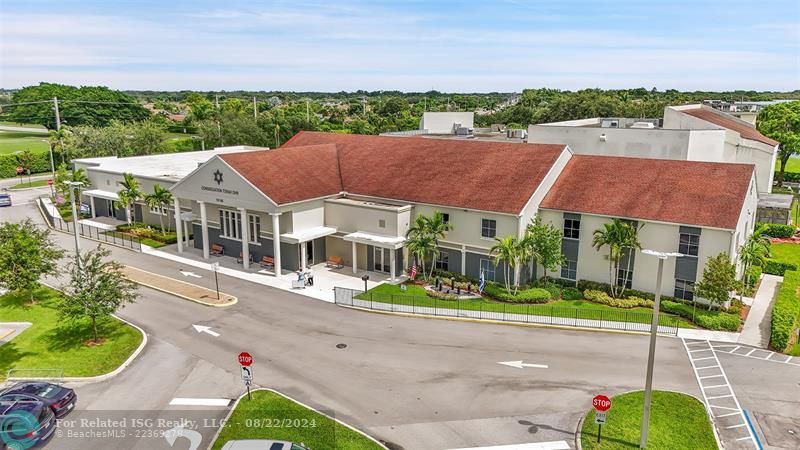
[221,441,308,450]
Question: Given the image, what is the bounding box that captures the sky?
[1,0,799,92]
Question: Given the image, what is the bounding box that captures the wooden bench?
[210,243,224,256]
[326,255,344,269]
[260,256,275,270]
[237,251,254,264]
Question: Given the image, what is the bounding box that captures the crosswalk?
[682,339,758,449]
[709,342,800,366]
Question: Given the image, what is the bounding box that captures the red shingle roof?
[540,155,754,229]
[219,143,342,205]
[681,107,779,147]
[280,131,566,213]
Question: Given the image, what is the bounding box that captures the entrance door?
[373,247,390,273]
[306,241,314,265]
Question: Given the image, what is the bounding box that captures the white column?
[239,207,249,269]
[184,220,190,245]
[300,243,307,271]
[90,196,96,218]
[199,201,209,259]
[270,212,282,276]
[174,197,183,253]
[390,248,396,281]
[461,244,467,276]
[352,241,358,274]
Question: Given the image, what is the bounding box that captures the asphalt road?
[2,196,798,449]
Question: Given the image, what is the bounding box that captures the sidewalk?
[738,274,781,348]
[121,265,237,307]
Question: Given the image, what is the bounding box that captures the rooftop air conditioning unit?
[507,129,526,139]
[631,122,656,129]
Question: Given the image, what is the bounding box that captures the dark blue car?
[0,383,76,419]
[0,399,56,449]
[0,194,11,207]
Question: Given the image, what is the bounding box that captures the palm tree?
[739,227,770,290]
[425,211,454,278]
[144,184,173,234]
[55,165,90,203]
[490,235,521,295]
[592,218,642,298]
[48,127,71,164]
[116,172,142,225]
[406,234,435,280]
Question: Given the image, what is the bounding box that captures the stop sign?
[48,179,54,186]
[593,395,612,412]
[238,352,253,366]
[16,166,23,174]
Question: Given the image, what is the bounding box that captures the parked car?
[0,399,56,448]
[0,382,77,418]
[0,194,11,207]
[79,203,91,215]
[221,440,308,450]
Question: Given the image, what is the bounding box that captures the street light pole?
[639,249,682,449]
[66,181,84,262]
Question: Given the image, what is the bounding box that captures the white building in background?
[418,112,474,134]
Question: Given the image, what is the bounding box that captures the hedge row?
[482,283,551,303]
[577,279,686,305]
[584,290,654,309]
[0,151,58,179]
[763,260,798,276]
[770,270,800,351]
[661,301,742,331]
[757,223,796,238]
[777,171,800,183]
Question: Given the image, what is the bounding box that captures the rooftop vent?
[631,122,656,129]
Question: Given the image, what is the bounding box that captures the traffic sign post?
[593,395,612,444]
[238,352,254,400]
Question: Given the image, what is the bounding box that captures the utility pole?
[253,97,257,120]
[306,99,310,122]
[424,96,427,112]
[53,97,61,130]
[215,94,222,145]
[362,97,366,116]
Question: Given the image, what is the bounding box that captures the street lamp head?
[65,181,84,187]
[641,249,683,259]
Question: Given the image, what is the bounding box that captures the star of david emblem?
[213,169,223,185]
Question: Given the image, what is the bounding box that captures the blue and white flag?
[479,270,485,294]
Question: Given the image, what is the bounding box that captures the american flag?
[410,263,417,280]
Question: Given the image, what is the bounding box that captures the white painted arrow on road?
[179,269,202,278]
[192,324,220,337]
[498,360,548,369]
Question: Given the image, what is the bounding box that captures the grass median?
[9,179,50,189]
[356,283,695,328]
[0,285,142,381]
[211,390,383,450]
[580,391,716,450]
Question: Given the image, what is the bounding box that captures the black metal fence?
[39,198,142,251]
[334,287,680,335]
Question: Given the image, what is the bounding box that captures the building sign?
[200,169,240,196]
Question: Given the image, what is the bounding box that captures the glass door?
[373,247,390,273]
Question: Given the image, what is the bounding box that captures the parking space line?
[699,374,724,379]
[694,356,715,361]
[696,365,720,370]
[745,349,756,356]
[765,353,773,360]
[703,384,728,389]
[710,405,738,411]
[690,348,713,353]
[737,437,753,441]
[717,412,741,418]
[725,424,747,429]
[785,355,793,363]
[707,394,733,400]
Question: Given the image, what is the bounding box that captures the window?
[564,218,580,239]
[674,279,695,301]
[219,209,242,240]
[435,252,449,271]
[149,205,168,216]
[442,213,450,223]
[479,258,495,281]
[378,219,386,228]
[561,260,577,280]
[481,219,496,238]
[678,233,700,257]
[616,268,633,289]
[248,214,261,244]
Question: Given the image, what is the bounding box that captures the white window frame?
[149,205,169,216]
[563,218,580,240]
[561,260,577,281]
[678,233,700,257]
[219,209,242,240]
[481,219,496,239]
[479,258,496,281]
[248,214,261,245]
[674,279,695,301]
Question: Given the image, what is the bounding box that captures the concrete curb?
[123,266,237,308]
[575,412,584,450]
[7,185,50,192]
[205,387,388,450]
[4,282,148,385]
[340,304,654,337]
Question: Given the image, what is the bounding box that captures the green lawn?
[0,121,47,130]
[356,283,696,328]
[9,179,50,189]
[211,390,383,450]
[0,286,142,381]
[0,130,50,154]
[581,391,717,450]
[776,157,800,173]
[770,243,800,266]
[790,342,800,356]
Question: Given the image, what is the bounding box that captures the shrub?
[748,265,763,287]
[728,299,744,316]
[426,289,459,301]
[562,287,584,300]
[660,300,741,331]
[541,277,577,288]
[758,223,796,238]
[763,260,798,276]
[482,283,551,303]
[577,280,611,293]
[439,277,479,293]
[584,290,654,308]
[771,270,800,351]
[0,151,58,178]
